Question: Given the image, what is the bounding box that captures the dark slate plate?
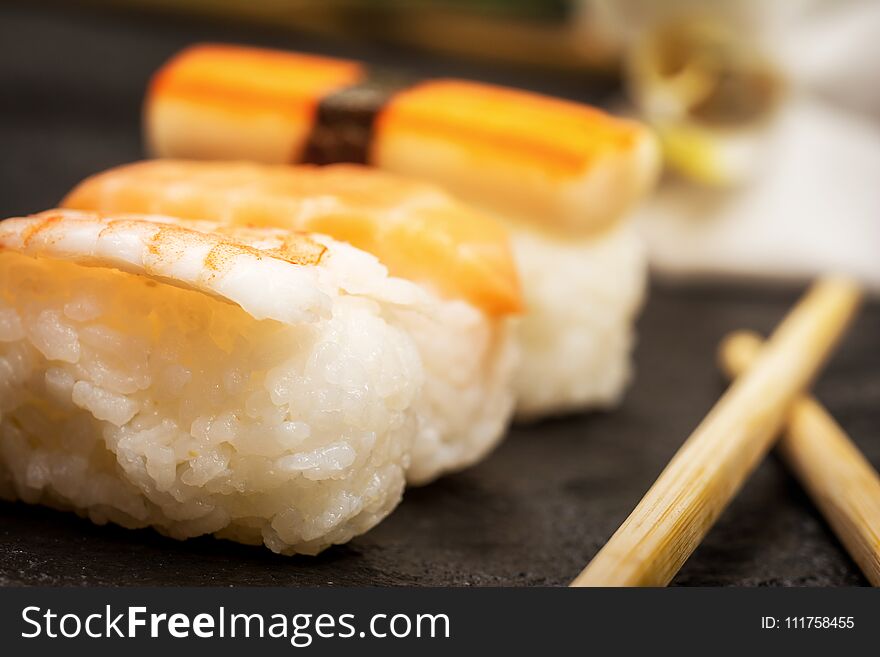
[0,4,877,587]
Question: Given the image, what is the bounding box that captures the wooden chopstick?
[719,330,880,586]
[571,276,862,586]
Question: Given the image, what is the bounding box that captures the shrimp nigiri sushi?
[63,163,520,485]
[0,210,517,553]
[143,44,661,417]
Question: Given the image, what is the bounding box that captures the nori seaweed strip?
[301,69,414,165]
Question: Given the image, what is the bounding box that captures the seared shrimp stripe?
[63,161,523,316]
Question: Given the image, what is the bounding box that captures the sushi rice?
[511,221,647,418]
[0,210,514,554]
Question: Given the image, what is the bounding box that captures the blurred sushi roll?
[0,210,430,553]
[144,44,660,417]
[63,162,520,484]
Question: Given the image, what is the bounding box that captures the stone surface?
[0,4,877,587]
